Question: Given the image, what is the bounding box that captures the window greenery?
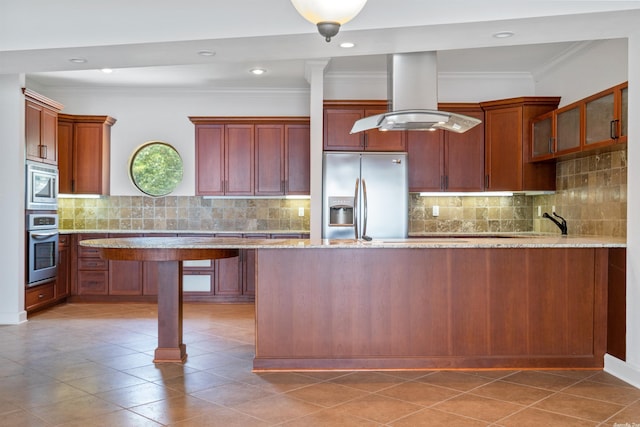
[129,141,183,197]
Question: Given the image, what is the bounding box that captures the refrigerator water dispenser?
[328,197,354,226]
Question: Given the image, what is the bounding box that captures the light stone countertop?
[79,234,626,250]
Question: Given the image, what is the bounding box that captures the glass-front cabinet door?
[555,104,581,155]
[531,112,553,160]
[620,84,628,141]
[584,89,615,147]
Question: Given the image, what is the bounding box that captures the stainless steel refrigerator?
[323,152,408,240]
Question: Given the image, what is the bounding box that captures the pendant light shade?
[290,0,367,42]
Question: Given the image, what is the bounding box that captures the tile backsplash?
[59,197,310,232]
[59,148,626,237]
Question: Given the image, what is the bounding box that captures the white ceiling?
[2,1,640,90]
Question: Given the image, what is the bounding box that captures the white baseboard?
[0,310,27,325]
[604,354,640,389]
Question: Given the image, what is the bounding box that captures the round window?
[129,141,183,197]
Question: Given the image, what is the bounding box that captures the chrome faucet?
[542,212,568,235]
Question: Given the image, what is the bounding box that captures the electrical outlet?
[432,205,439,217]
[552,205,556,213]
[298,207,304,217]
[537,206,541,217]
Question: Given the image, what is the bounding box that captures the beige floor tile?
[0,409,51,427]
[471,379,554,405]
[499,407,598,426]
[389,407,488,426]
[605,400,640,425]
[285,382,369,407]
[156,370,233,393]
[192,382,276,407]
[56,409,162,426]
[279,407,383,426]
[501,370,581,391]
[375,380,461,406]
[249,372,324,393]
[562,379,640,405]
[333,393,423,424]
[432,392,525,422]
[532,392,625,422]
[416,370,496,391]
[95,382,183,408]
[28,395,122,425]
[129,395,220,425]
[232,394,323,424]
[329,371,409,392]
[171,405,271,427]
[65,371,149,394]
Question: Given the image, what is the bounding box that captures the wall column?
[305,59,329,242]
[605,31,640,388]
[0,74,27,324]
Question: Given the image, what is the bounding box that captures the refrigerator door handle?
[353,178,360,239]
[362,179,371,240]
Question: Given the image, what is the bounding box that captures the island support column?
[153,261,187,363]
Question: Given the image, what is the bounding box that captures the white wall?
[39,87,310,196]
[535,39,628,106]
[0,74,27,324]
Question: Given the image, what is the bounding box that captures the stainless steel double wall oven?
[25,161,59,287]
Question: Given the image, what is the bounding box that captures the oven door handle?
[31,232,58,239]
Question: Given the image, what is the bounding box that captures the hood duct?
[350,52,482,134]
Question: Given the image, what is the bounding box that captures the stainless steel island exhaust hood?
[350,52,482,134]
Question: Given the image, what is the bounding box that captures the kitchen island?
[81,235,625,369]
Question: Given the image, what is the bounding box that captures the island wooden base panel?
[254,248,608,371]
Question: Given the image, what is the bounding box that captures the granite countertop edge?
[79,234,627,249]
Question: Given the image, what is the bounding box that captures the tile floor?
[1,302,639,426]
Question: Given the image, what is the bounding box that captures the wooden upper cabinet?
[58,114,115,195]
[285,124,310,195]
[191,117,310,196]
[323,108,364,150]
[225,125,254,195]
[255,124,284,195]
[481,97,559,191]
[443,106,485,192]
[531,82,627,162]
[323,101,406,152]
[362,108,406,151]
[408,104,484,192]
[584,82,627,148]
[407,130,444,192]
[195,125,225,195]
[24,89,63,165]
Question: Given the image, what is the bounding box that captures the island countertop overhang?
[79,234,626,250]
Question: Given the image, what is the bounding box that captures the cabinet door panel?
[225,125,254,195]
[556,105,581,154]
[484,107,523,191]
[445,110,484,192]
[585,92,615,146]
[109,261,143,295]
[364,109,406,151]
[255,125,284,195]
[41,107,58,165]
[58,121,73,193]
[215,256,242,296]
[77,271,108,295]
[195,125,225,195]
[324,109,364,150]
[285,125,310,195]
[407,131,444,192]
[25,101,43,160]
[532,114,553,159]
[74,123,106,193]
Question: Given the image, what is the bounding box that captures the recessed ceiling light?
[100,68,114,74]
[340,42,356,48]
[69,57,87,64]
[197,50,216,57]
[250,68,266,75]
[493,31,515,39]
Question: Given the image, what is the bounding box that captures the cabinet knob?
[38,294,45,299]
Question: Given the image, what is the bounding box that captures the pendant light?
[290,0,367,42]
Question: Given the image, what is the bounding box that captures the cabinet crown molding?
[189,116,309,125]
[23,88,64,111]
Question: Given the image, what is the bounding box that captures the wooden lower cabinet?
[69,232,306,303]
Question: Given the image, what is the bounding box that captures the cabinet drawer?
[77,271,108,295]
[78,258,108,270]
[58,234,70,246]
[26,282,55,308]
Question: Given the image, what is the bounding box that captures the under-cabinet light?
[58,194,102,199]
[419,191,514,197]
